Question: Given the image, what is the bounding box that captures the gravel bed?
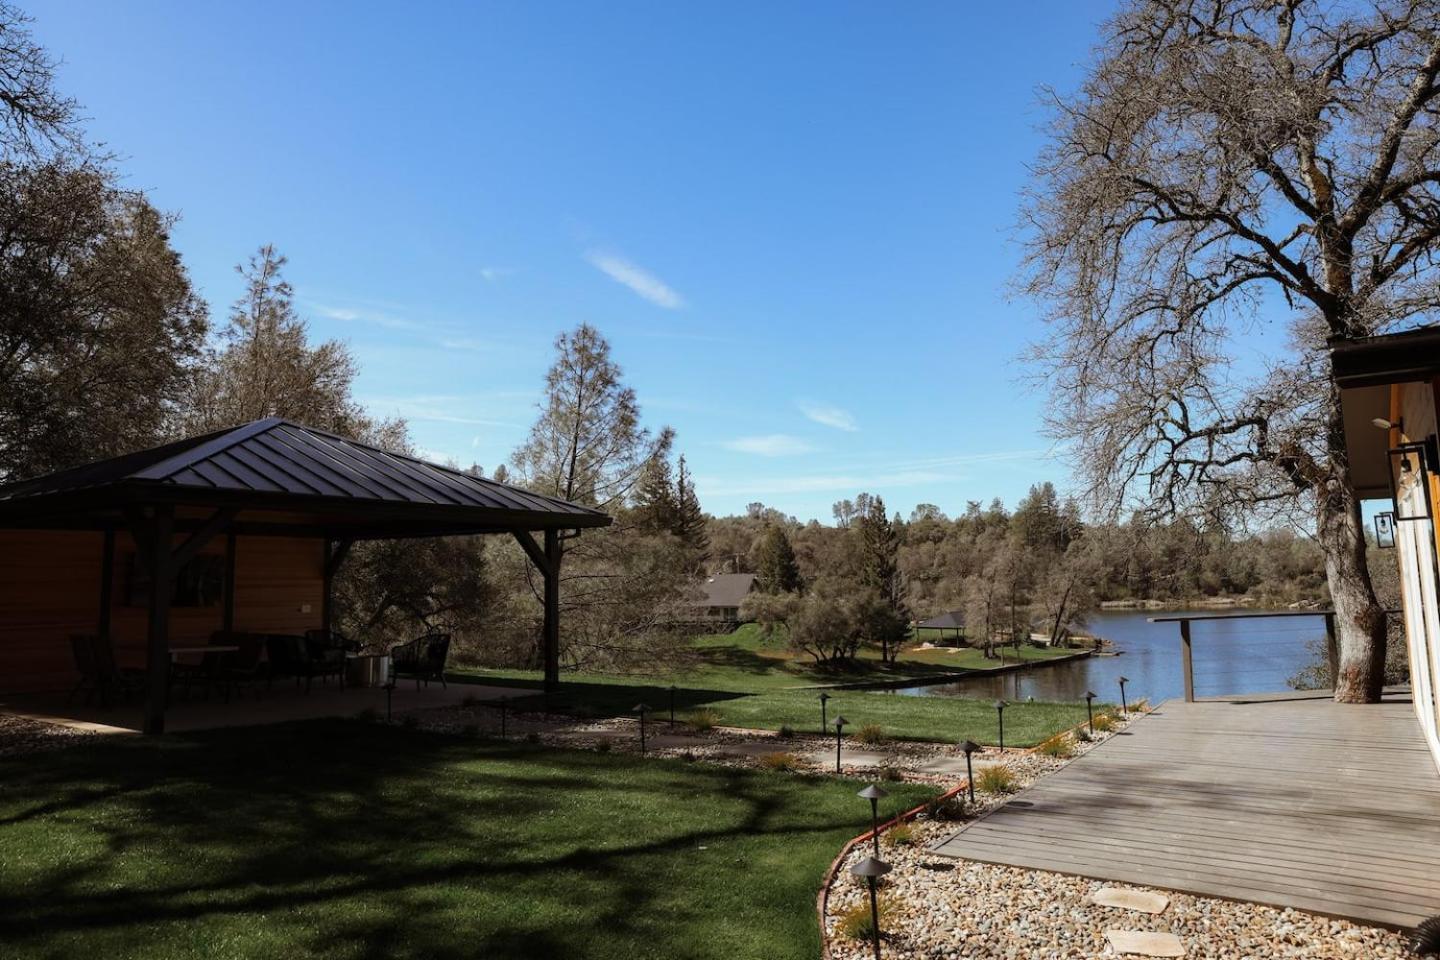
[0,713,96,758]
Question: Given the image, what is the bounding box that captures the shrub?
[1075,727,1093,743]
[461,723,481,738]
[884,823,916,848]
[1092,713,1119,733]
[924,794,968,821]
[856,723,886,745]
[525,732,541,744]
[777,724,795,739]
[686,708,721,732]
[594,739,612,753]
[878,762,906,782]
[1036,736,1074,759]
[400,713,420,730]
[759,751,803,772]
[837,898,892,941]
[355,706,380,723]
[1131,698,1150,714]
[976,765,1018,794]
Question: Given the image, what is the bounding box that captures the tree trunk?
[1317,406,1388,703]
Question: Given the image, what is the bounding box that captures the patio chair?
[214,631,267,699]
[265,634,309,690]
[303,630,350,689]
[389,633,451,689]
[168,641,229,703]
[68,633,145,707]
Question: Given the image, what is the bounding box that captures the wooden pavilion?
[0,417,611,734]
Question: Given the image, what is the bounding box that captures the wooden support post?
[98,527,115,641]
[144,505,175,736]
[1180,619,1195,703]
[1323,612,1339,689]
[543,528,561,691]
[222,532,237,634]
[321,539,352,635]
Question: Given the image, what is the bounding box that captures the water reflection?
[894,609,1326,703]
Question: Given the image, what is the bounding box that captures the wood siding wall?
[0,530,323,693]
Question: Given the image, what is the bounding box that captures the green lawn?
[456,625,1095,746]
[0,720,937,960]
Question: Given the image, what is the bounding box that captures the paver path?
[932,691,1440,929]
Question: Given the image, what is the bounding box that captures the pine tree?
[755,525,802,594]
[673,454,709,565]
[858,495,907,662]
[634,457,678,534]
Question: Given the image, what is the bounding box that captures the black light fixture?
[385,679,395,722]
[858,784,889,858]
[849,856,892,960]
[1375,511,1397,549]
[834,715,849,773]
[1389,439,1439,521]
[669,685,678,727]
[819,692,832,734]
[959,739,982,804]
[993,700,1008,752]
[1084,690,1097,735]
[1411,914,1440,956]
[1117,676,1130,715]
[633,702,650,754]
[495,699,508,737]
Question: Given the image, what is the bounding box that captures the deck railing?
[1148,610,1338,702]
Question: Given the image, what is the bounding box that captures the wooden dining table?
[169,644,239,657]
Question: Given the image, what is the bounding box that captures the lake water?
[895,609,1328,704]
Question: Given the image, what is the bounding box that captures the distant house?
[915,611,967,642]
[693,573,756,624]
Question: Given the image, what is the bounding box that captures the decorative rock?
[1104,929,1185,957]
[804,748,890,768]
[1091,887,1170,914]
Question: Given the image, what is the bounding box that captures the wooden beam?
[326,538,354,579]
[513,529,551,576]
[121,505,157,568]
[144,504,175,736]
[98,527,115,641]
[542,528,561,690]
[170,507,238,570]
[1180,619,1195,703]
[222,531,236,634]
[321,539,353,635]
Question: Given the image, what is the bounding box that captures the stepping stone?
[915,755,1002,777]
[804,748,890,768]
[714,741,796,758]
[647,734,706,750]
[1090,888,1169,915]
[1104,930,1184,958]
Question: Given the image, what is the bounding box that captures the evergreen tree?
[633,457,678,534]
[754,525,802,594]
[673,454,709,564]
[857,495,907,661]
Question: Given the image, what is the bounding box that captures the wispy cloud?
[721,434,818,457]
[697,469,948,497]
[362,394,525,428]
[311,302,429,332]
[584,250,685,309]
[799,401,858,432]
[479,266,516,282]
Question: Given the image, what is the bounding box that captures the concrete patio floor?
[0,679,531,735]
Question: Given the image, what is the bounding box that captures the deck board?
[931,692,1440,929]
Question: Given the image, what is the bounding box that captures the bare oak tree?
[1022,0,1440,702]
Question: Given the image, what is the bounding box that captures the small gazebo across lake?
[915,610,967,642]
[0,417,611,734]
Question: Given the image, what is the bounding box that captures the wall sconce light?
[1374,512,1397,549]
[1388,439,1438,522]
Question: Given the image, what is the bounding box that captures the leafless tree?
[1021,0,1440,701]
[0,3,86,160]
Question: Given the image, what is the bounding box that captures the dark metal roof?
[1330,325,1440,389]
[917,611,966,630]
[693,573,756,608]
[0,417,611,532]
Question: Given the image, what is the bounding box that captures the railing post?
[1323,612,1338,688]
[1180,619,1195,703]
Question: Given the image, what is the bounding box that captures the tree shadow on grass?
[0,719,931,960]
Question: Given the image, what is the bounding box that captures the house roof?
[0,417,611,536]
[695,573,756,608]
[917,610,966,630]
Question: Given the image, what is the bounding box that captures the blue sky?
[30,1,1125,521]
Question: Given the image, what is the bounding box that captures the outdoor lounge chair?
[265,633,345,693]
[68,633,145,707]
[214,631,267,699]
[389,633,451,689]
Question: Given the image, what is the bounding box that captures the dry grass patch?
[975,765,1018,794]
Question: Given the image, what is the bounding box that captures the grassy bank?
[456,625,1097,746]
[0,720,937,960]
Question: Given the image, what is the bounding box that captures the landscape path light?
[849,855,892,960]
[959,739,982,804]
[669,685,677,727]
[1118,676,1129,715]
[819,692,831,735]
[633,703,650,754]
[385,679,396,722]
[858,784,889,858]
[834,715,849,773]
[494,699,508,737]
[993,700,1007,752]
[1084,690,1096,735]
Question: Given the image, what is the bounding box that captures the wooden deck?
[931,691,1440,929]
